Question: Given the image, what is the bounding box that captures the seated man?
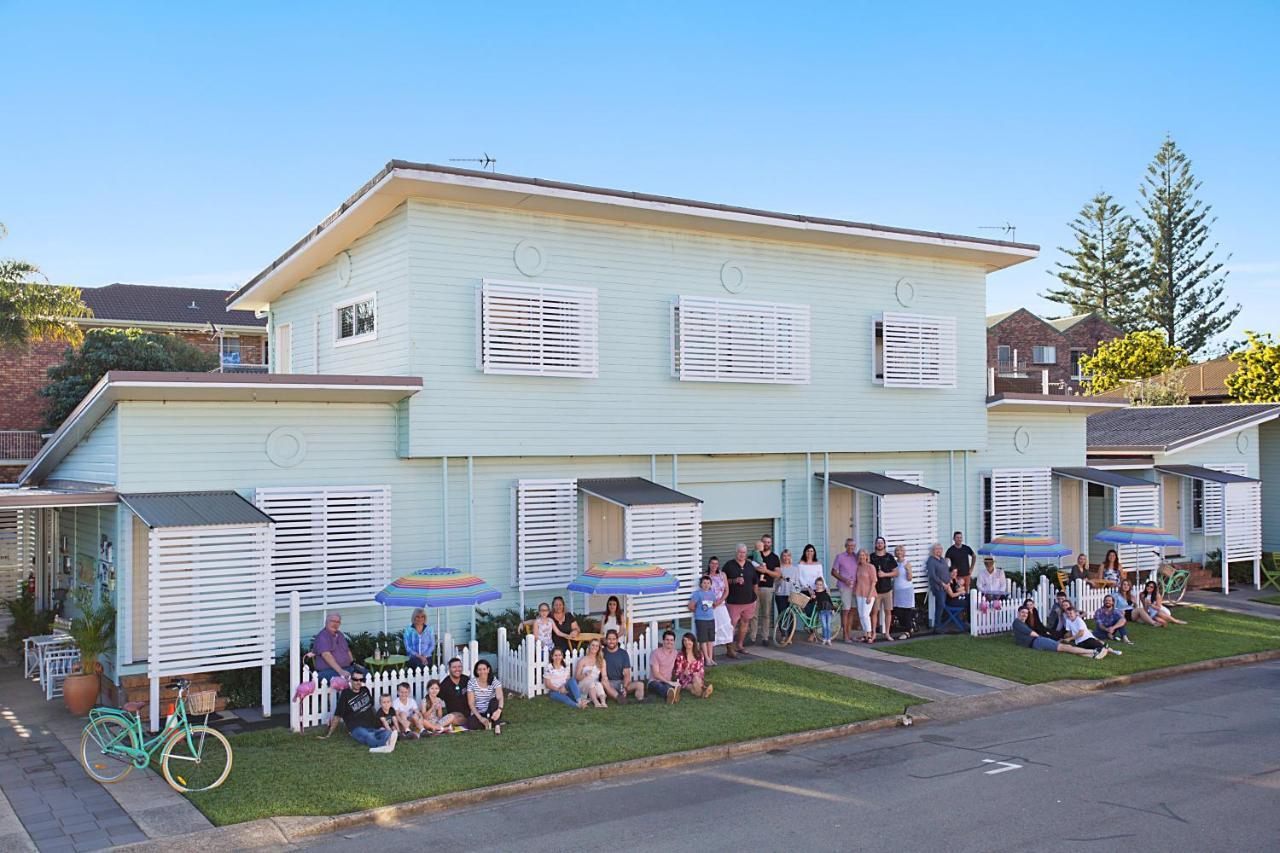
[1011,606,1106,659]
[312,612,353,682]
[602,629,644,704]
[1044,592,1072,641]
[975,557,1009,609]
[436,657,472,729]
[319,667,398,752]
[1093,595,1132,646]
[1062,603,1121,657]
[646,629,682,705]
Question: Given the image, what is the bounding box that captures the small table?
[363,654,409,672]
[24,633,74,683]
[568,632,602,651]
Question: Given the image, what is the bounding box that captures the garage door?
[701,519,775,569]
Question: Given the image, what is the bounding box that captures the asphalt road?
[304,660,1280,852]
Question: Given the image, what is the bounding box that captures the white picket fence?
[496,624,660,698]
[968,575,1133,637]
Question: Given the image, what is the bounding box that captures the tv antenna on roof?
[449,153,497,172]
[979,222,1018,242]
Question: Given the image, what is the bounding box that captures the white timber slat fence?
[1200,464,1245,533]
[514,479,578,590]
[478,279,599,377]
[876,312,957,388]
[672,295,811,384]
[881,470,936,594]
[495,624,659,698]
[991,468,1052,538]
[1114,484,1161,576]
[0,510,23,638]
[148,523,274,731]
[254,486,392,612]
[1224,481,1262,587]
[624,502,702,623]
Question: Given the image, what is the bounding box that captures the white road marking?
[982,759,1023,775]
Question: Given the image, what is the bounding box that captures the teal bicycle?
[79,678,233,793]
[773,590,842,646]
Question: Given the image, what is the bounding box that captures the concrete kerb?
[114,646,1280,850]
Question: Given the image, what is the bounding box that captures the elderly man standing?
[925,544,951,632]
[831,539,859,643]
[312,612,353,682]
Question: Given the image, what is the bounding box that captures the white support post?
[987,367,995,396]
[261,661,272,720]
[1221,504,1229,594]
[1041,369,1049,394]
[149,677,159,734]
[289,591,301,732]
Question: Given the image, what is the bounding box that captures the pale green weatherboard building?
[4,162,1141,718]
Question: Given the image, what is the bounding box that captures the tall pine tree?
[1134,136,1238,357]
[1043,192,1144,331]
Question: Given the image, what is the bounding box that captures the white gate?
[624,502,702,622]
[1114,484,1160,575]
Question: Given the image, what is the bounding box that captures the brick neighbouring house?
[1,283,266,480]
[986,308,1120,395]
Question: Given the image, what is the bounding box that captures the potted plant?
[63,590,115,716]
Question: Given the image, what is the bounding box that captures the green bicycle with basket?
[773,586,841,646]
[79,678,233,793]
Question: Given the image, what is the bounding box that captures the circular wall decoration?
[513,240,547,276]
[335,250,353,287]
[1013,426,1031,454]
[266,427,307,468]
[720,261,746,293]
[895,277,917,307]
[1237,432,1250,454]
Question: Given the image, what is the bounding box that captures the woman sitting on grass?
[467,660,505,734]
[1141,580,1187,626]
[1022,597,1049,634]
[674,632,713,698]
[544,647,587,709]
[574,637,608,708]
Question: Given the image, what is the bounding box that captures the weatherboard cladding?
[120,491,274,528]
[1086,404,1280,449]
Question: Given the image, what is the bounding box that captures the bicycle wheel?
[160,725,233,793]
[79,717,137,784]
[1166,572,1189,604]
[774,607,796,646]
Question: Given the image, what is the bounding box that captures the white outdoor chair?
[24,632,74,682]
[43,648,81,701]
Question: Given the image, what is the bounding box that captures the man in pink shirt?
[646,630,681,704]
[830,539,859,643]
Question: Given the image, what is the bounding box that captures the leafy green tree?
[1134,137,1238,357]
[0,223,89,349]
[1043,192,1145,331]
[1225,331,1280,403]
[1127,375,1190,407]
[39,328,217,429]
[1080,329,1191,395]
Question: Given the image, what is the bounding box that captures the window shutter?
[673,295,811,384]
[881,471,936,593]
[990,468,1051,536]
[1202,463,1245,531]
[515,479,579,590]
[255,486,392,612]
[624,502,702,622]
[1114,484,1160,574]
[879,312,957,388]
[1223,481,1262,564]
[480,280,598,377]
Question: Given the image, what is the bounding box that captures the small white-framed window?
[873,312,957,388]
[672,295,810,384]
[219,336,242,365]
[479,279,598,377]
[333,292,377,347]
[1069,348,1087,379]
[1032,345,1057,365]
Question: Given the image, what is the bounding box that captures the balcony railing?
[0,430,44,464]
[210,363,270,374]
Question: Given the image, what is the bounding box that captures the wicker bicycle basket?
[788,591,812,608]
[185,690,217,716]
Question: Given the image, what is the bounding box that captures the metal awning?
[0,487,119,510]
[120,491,275,528]
[819,471,938,496]
[577,478,702,507]
[1052,467,1155,489]
[1154,464,1260,484]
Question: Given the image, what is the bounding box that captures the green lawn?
[189,660,914,825]
[1250,594,1280,606]
[883,606,1280,685]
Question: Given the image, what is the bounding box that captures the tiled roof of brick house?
[78,283,265,328]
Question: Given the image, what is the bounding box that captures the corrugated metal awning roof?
[577,478,702,506]
[819,472,938,496]
[120,491,275,528]
[1052,467,1155,489]
[1154,465,1260,485]
[0,488,118,510]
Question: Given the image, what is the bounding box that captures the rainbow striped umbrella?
[375,567,502,608]
[567,559,679,596]
[1094,524,1183,548]
[978,534,1073,586]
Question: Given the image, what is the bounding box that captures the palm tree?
[0,223,90,349]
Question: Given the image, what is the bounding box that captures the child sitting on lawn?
[420,679,449,734]
[392,681,423,738]
[376,693,398,735]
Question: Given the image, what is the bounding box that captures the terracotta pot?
[63,672,101,716]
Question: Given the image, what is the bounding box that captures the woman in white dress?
[706,556,734,665]
[573,638,608,707]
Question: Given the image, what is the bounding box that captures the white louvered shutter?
[479,280,598,377]
[1114,484,1160,574]
[881,471,937,593]
[1223,481,1262,564]
[673,295,811,384]
[624,502,702,622]
[991,468,1052,537]
[878,312,958,388]
[255,486,392,612]
[0,511,21,638]
[1201,463,1245,532]
[515,479,579,589]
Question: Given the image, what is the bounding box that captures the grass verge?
[1249,594,1280,606]
[189,660,914,825]
[882,606,1280,685]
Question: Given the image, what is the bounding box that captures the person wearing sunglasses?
[319,667,398,753]
[1061,603,1119,659]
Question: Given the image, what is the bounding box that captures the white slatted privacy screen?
[0,510,28,638]
[1201,463,1245,532]
[881,471,936,594]
[515,479,579,589]
[147,524,274,679]
[1114,484,1160,574]
[672,295,811,384]
[876,312,958,388]
[990,468,1053,537]
[1223,481,1262,565]
[254,486,392,612]
[624,502,702,623]
[479,280,599,377]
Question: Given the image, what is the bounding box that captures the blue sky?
[3,2,1276,349]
